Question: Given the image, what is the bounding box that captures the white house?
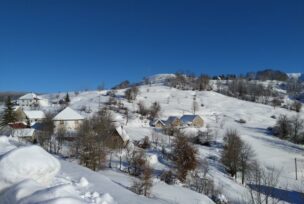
[52,107,84,132]
[17,93,49,108]
[23,110,46,125]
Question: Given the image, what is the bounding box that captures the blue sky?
[0,0,303,93]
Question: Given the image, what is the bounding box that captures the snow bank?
[0,180,84,204]
[0,136,16,155]
[0,145,60,190]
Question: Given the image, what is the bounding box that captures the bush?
[160,170,175,185]
[235,119,246,124]
[138,136,151,149]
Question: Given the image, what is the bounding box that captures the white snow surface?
[0,144,60,190]
[1,83,304,203]
[53,107,84,120]
[23,110,46,120]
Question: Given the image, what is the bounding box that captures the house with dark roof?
[165,116,181,127]
[180,115,204,127]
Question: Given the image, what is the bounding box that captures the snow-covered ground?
[1,82,304,203]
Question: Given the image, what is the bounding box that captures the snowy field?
[0,82,303,203]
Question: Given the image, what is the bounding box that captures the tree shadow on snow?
[244,126,304,154]
[248,184,304,204]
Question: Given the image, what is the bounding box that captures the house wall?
[171,119,181,127]
[54,120,83,132]
[155,122,165,128]
[18,99,38,107]
[192,117,204,127]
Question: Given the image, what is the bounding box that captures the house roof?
[151,119,166,126]
[165,116,179,125]
[180,115,201,123]
[19,93,39,100]
[115,126,130,143]
[8,122,28,129]
[12,128,35,137]
[53,107,84,121]
[24,110,46,119]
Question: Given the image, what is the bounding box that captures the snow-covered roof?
[19,93,39,100]
[53,107,84,121]
[180,115,201,123]
[12,128,35,137]
[115,126,130,143]
[151,119,166,126]
[24,110,46,119]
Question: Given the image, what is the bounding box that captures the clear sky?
[0,0,303,93]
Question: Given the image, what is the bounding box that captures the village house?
[0,122,36,143]
[52,107,84,132]
[180,115,204,127]
[106,125,130,148]
[18,110,45,125]
[17,93,49,108]
[165,116,181,127]
[150,119,166,128]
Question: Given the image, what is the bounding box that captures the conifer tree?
[0,96,17,127]
[65,93,70,104]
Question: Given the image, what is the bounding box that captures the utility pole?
[295,158,298,180]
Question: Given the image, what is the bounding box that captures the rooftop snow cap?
[24,110,46,120]
[115,125,130,143]
[53,107,84,121]
[19,93,40,100]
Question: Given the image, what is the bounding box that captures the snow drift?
[0,145,60,191]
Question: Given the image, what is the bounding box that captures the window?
[60,121,64,125]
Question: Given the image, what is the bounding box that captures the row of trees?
[166,72,211,91]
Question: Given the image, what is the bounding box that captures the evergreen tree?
[0,96,17,127]
[65,93,70,104]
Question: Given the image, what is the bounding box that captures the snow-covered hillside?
[1,83,304,204]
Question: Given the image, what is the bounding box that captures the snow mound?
[147,154,159,166]
[0,145,60,190]
[0,136,16,155]
[78,177,89,187]
[0,180,84,204]
[97,193,116,204]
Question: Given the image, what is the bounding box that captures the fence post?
[295,158,298,180]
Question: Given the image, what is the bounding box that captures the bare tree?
[290,116,304,143]
[273,115,291,139]
[292,101,302,113]
[247,164,282,204]
[126,149,146,177]
[171,133,198,182]
[125,86,139,102]
[239,143,255,184]
[37,112,55,153]
[131,164,153,197]
[149,101,161,120]
[137,101,149,116]
[221,129,243,179]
